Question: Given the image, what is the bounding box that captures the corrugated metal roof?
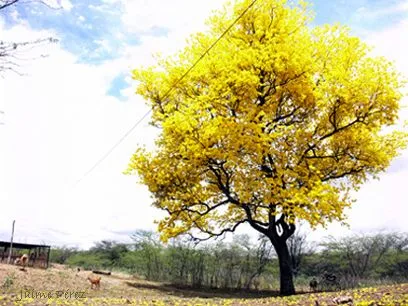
[0,241,50,249]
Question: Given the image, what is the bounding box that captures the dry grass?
[0,263,407,305]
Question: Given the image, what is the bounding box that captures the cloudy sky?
[0,0,407,250]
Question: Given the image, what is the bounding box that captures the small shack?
[0,241,51,269]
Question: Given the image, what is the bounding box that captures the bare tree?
[287,224,314,277]
[0,38,58,75]
[244,235,274,290]
[322,232,400,279]
[0,0,60,121]
[0,0,60,75]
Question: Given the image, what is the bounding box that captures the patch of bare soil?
[1,263,407,305]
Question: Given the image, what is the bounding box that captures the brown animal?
[14,254,29,270]
[87,275,101,289]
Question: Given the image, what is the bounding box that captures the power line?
[74,0,258,186]
[74,110,151,186]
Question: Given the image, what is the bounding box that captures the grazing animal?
[309,277,318,292]
[87,275,101,289]
[14,254,29,270]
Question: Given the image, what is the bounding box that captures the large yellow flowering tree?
[126,0,407,295]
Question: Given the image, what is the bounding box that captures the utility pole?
[7,220,15,264]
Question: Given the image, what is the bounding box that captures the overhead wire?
[74,0,258,186]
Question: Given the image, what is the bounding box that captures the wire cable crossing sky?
[73,0,259,187]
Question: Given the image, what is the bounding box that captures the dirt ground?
[0,262,407,305]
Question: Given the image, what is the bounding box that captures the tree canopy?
[127,0,406,244]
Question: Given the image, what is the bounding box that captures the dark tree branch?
[188,219,248,243]
[1,38,58,75]
[242,204,268,235]
[321,167,365,182]
[173,199,230,217]
[298,114,368,167]
[268,204,276,231]
[0,0,64,11]
[207,160,240,205]
[0,1,60,75]
[0,0,18,10]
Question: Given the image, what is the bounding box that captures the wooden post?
[7,220,15,264]
[46,246,50,269]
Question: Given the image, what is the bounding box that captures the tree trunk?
[273,240,295,295]
[244,206,296,295]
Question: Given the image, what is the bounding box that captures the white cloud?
[93,39,114,55]
[59,0,73,11]
[9,8,19,22]
[366,18,408,131]
[356,1,408,20]
[121,0,223,34]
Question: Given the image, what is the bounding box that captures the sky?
[0,0,407,250]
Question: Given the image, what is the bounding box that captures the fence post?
[7,220,15,264]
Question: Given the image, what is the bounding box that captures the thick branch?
[298,115,366,166]
[188,219,248,242]
[242,204,268,235]
[321,166,365,181]
[164,199,230,217]
[208,161,239,205]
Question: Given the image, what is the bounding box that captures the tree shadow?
[125,281,308,299]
